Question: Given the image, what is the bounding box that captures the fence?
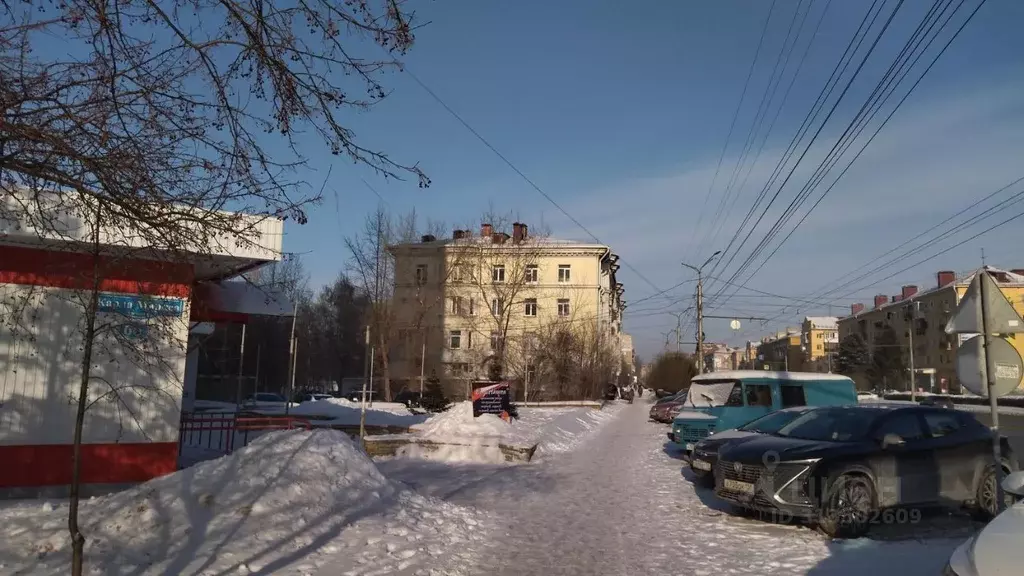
[178,411,313,463]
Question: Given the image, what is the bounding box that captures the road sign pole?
[978,271,1005,513]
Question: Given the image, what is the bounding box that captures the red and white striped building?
[0,193,291,496]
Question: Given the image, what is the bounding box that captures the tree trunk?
[70,217,102,576]
[377,332,391,401]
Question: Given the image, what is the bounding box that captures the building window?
[449,362,469,376]
[492,265,505,283]
[450,296,463,315]
[558,264,571,282]
[490,331,503,351]
[524,332,539,350]
[524,298,537,317]
[468,298,476,316]
[557,298,570,317]
[448,330,462,349]
[415,264,427,285]
[450,265,462,283]
[525,264,538,283]
[491,298,504,316]
[526,364,537,385]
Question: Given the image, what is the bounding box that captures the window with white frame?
[448,330,462,349]
[524,298,537,317]
[415,264,428,285]
[491,298,504,316]
[558,264,571,282]
[492,265,505,283]
[557,298,570,316]
[525,264,539,283]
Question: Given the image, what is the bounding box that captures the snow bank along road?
[381,401,971,576]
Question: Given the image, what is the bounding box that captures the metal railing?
[179,411,313,456]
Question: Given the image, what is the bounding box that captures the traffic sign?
[945,270,1024,335]
[956,336,1023,398]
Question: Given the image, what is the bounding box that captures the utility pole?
[419,338,426,397]
[907,301,918,402]
[682,251,721,375]
[360,325,370,443]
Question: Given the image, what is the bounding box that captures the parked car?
[945,471,1024,576]
[650,391,688,423]
[686,407,813,487]
[346,390,378,403]
[242,392,289,412]
[714,405,1017,538]
[856,390,880,402]
[670,371,857,456]
[294,392,333,403]
[919,396,956,410]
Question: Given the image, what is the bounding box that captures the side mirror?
[1001,470,1024,498]
[881,433,905,449]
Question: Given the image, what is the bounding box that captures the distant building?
[801,316,839,373]
[756,329,803,371]
[837,267,1024,394]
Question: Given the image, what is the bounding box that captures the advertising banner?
[471,381,511,421]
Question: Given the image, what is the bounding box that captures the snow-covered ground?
[380,401,975,576]
[287,398,428,427]
[0,430,485,576]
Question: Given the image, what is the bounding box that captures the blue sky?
[280,0,1024,359]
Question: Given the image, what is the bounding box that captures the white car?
[856,390,880,402]
[944,471,1024,576]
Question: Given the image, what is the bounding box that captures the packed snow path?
[381,401,970,576]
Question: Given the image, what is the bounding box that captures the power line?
[684,0,777,266]
[399,66,665,298]
[716,0,985,305]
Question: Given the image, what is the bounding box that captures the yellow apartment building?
[388,222,627,398]
[801,316,839,372]
[837,267,1024,394]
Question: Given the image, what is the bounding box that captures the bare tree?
[0,1,424,572]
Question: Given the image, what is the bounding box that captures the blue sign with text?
[97,294,185,320]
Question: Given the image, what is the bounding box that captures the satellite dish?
[729,319,741,331]
[956,336,1023,398]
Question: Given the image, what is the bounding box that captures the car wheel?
[972,460,1014,521]
[693,469,715,489]
[819,471,876,539]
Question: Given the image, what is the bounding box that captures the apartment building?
[837,267,1024,393]
[756,329,804,371]
[388,222,627,397]
[801,316,839,373]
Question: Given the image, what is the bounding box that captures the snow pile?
[289,397,428,427]
[532,403,624,457]
[412,401,512,440]
[0,430,485,576]
[396,442,509,465]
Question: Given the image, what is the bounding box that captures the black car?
[714,405,1016,538]
[688,407,813,488]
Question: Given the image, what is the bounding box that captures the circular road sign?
[729,319,741,331]
[956,336,1024,398]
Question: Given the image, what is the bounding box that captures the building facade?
[388,223,628,398]
[837,267,1024,394]
[801,316,839,373]
[756,329,804,371]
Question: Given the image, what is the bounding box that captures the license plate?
[685,443,694,451]
[723,478,755,494]
[692,459,712,471]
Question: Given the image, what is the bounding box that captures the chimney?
[492,232,508,244]
[453,229,465,240]
[512,222,524,244]
[874,295,888,309]
[421,234,436,243]
[892,295,903,303]
[481,223,493,237]
[851,303,865,316]
[937,270,956,288]
[901,285,918,299]
[521,223,528,240]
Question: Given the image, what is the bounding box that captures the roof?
[691,370,853,382]
[805,316,838,330]
[390,235,610,251]
[842,266,1024,320]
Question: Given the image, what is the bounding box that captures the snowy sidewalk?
[382,402,968,576]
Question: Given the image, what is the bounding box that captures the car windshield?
[737,409,806,433]
[685,381,739,407]
[776,408,878,442]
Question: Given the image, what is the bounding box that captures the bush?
[420,374,452,413]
